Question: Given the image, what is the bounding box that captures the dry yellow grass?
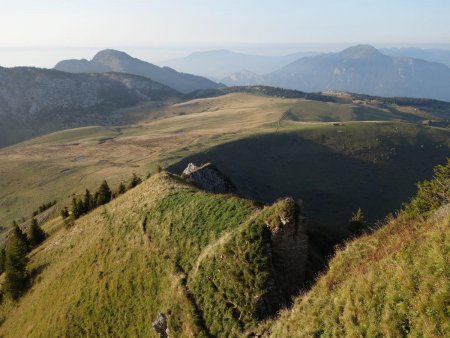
[0,173,205,337]
[0,93,324,227]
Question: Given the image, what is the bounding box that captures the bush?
[405,159,450,216]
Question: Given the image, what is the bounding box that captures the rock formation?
[268,198,308,300]
[182,163,236,194]
[152,313,170,338]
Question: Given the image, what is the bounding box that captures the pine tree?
[118,182,126,195]
[4,226,29,299]
[96,180,112,206]
[129,173,142,189]
[83,189,93,213]
[0,248,6,274]
[12,222,29,252]
[60,207,69,219]
[29,218,46,247]
[72,197,83,219]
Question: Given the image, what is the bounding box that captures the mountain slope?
[0,67,180,147]
[55,49,221,93]
[1,90,448,228]
[0,172,308,337]
[162,49,319,79]
[265,45,450,101]
[267,161,450,337]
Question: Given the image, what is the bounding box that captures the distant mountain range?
[381,47,450,68]
[224,45,450,101]
[54,49,221,93]
[162,49,320,79]
[0,67,180,147]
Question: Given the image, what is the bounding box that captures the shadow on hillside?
[168,128,449,312]
[30,263,50,283]
[169,131,448,228]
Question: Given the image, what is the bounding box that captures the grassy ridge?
[0,173,307,337]
[0,174,206,337]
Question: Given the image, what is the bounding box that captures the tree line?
[62,173,143,222]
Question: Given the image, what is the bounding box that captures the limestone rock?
[182,163,235,194]
[152,313,170,338]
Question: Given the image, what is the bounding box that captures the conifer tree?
[4,226,29,299]
[0,248,6,274]
[12,222,29,252]
[129,173,142,189]
[83,189,93,213]
[72,197,83,219]
[118,182,126,195]
[60,207,69,219]
[96,180,112,206]
[29,218,46,247]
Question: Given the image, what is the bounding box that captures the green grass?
[146,189,256,272]
[188,198,300,337]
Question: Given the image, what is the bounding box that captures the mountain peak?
[339,44,383,58]
[92,49,133,62]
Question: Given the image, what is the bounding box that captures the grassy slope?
[0,173,204,337]
[267,205,450,338]
[1,92,446,227]
[0,173,302,337]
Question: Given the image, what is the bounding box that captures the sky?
[1,0,450,67]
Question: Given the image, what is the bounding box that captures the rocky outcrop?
[182,163,236,194]
[267,198,308,300]
[152,313,170,338]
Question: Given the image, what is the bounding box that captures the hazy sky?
[1,0,449,67]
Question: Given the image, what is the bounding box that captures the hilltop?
[55,49,221,93]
